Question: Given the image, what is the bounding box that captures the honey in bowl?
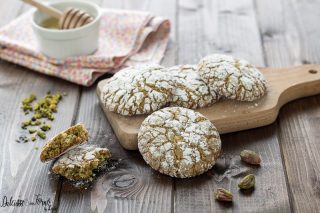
[40,17,59,29]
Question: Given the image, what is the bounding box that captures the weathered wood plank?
[0,66,80,213]
[0,1,80,212]
[177,0,265,66]
[57,86,173,213]
[57,0,176,212]
[174,0,291,212]
[255,0,301,67]
[256,0,320,212]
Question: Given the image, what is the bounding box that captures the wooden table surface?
[1,0,320,212]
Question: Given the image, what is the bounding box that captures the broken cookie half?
[52,145,111,181]
[40,123,89,162]
[40,123,112,182]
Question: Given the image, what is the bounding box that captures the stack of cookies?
[40,123,111,181]
[101,54,267,116]
[100,54,267,178]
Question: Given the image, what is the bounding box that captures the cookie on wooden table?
[101,64,176,116]
[40,123,88,162]
[167,65,218,109]
[198,54,267,101]
[138,107,221,178]
[52,145,111,181]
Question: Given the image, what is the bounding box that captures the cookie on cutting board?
[100,64,176,116]
[198,54,267,101]
[167,64,219,108]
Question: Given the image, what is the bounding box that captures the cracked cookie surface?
[138,107,221,178]
[101,64,175,116]
[167,65,218,108]
[40,123,88,162]
[198,54,267,101]
[52,145,111,181]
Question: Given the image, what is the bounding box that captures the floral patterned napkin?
[0,9,170,86]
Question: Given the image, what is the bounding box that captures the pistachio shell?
[240,150,261,165]
[238,174,255,189]
[214,188,233,202]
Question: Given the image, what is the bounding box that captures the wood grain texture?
[58,86,173,213]
[174,0,291,212]
[57,0,176,212]
[177,0,265,66]
[0,2,80,213]
[256,0,320,211]
[1,0,319,212]
[0,67,80,213]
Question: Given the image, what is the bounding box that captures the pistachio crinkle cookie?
[40,123,88,162]
[198,54,267,101]
[138,107,221,178]
[167,65,218,108]
[101,64,176,116]
[52,145,111,181]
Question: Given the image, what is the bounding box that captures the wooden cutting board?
[97,64,320,150]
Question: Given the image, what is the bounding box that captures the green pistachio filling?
[40,124,88,162]
[52,148,111,181]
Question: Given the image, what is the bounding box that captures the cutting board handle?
[275,64,320,107]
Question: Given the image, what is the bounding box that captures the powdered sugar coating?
[138,107,221,178]
[52,145,111,181]
[167,65,218,108]
[101,65,175,116]
[198,54,267,101]
[53,146,110,167]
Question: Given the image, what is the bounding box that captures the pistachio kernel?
[238,174,255,190]
[19,91,65,143]
[214,188,233,202]
[40,124,51,131]
[240,150,261,165]
[29,129,37,134]
[31,120,41,126]
[37,131,46,139]
[21,120,31,129]
[21,94,36,114]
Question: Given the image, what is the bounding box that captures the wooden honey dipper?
[23,0,94,29]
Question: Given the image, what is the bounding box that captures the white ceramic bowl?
[32,0,102,59]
